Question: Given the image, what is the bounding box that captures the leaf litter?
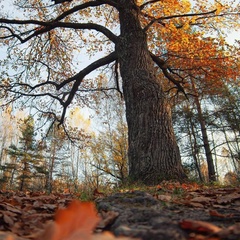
[0,183,239,240]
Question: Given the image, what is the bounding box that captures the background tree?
[0,0,239,184]
[6,116,45,190]
[86,92,128,185]
[173,77,240,183]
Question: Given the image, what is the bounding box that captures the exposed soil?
[96,187,240,240]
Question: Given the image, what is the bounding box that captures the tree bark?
[116,1,187,184]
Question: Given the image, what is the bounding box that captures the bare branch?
[59,51,117,124]
[0,19,118,43]
[54,0,118,22]
[0,26,25,43]
[139,0,161,10]
[144,9,217,31]
[1,84,64,105]
[56,22,118,43]
[90,162,123,180]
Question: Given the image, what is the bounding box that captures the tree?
[210,82,240,177]
[190,80,216,181]
[0,0,239,184]
[173,103,205,182]
[7,116,45,190]
[87,93,128,184]
[173,77,240,182]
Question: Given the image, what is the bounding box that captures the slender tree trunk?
[211,132,219,181]
[20,161,27,191]
[117,1,187,184]
[222,125,239,173]
[0,137,6,165]
[187,115,204,182]
[191,81,216,182]
[46,133,56,193]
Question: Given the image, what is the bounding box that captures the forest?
[0,79,239,194]
[0,0,239,193]
[0,0,239,239]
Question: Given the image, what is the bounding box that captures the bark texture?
[116,0,187,184]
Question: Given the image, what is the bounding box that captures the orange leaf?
[179,219,222,234]
[38,200,100,240]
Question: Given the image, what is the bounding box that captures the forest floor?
[0,182,240,240]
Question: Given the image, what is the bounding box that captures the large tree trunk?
[116,1,187,184]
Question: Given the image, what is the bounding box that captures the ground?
[0,182,240,240]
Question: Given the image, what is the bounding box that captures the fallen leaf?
[3,213,14,227]
[191,196,212,204]
[216,193,240,205]
[37,200,100,240]
[210,223,240,239]
[209,210,234,219]
[157,195,172,201]
[187,202,204,208]
[179,219,222,234]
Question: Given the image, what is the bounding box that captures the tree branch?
[144,9,217,31]
[56,22,118,43]
[0,19,118,43]
[1,85,64,105]
[90,162,123,180]
[54,0,116,22]
[52,0,72,4]
[139,0,161,10]
[59,51,117,124]
[150,52,188,98]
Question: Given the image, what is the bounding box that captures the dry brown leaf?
[209,223,240,239]
[216,193,240,205]
[3,214,14,227]
[187,202,204,208]
[191,196,212,204]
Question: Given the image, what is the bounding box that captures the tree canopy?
[0,0,238,120]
